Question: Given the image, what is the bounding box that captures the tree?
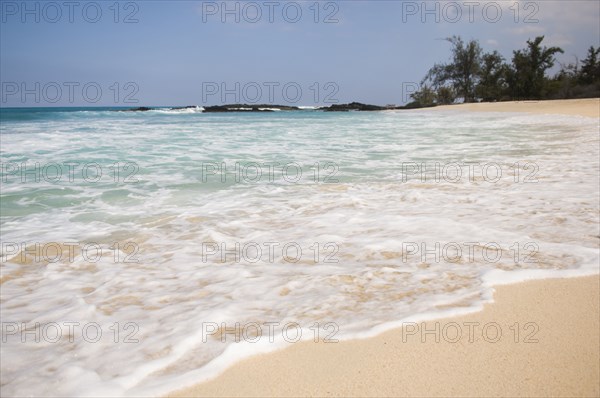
[578,46,600,85]
[508,36,563,99]
[436,86,456,105]
[424,36,483,103]
[549,58,579,99]
[476,51,507,101]
[408,84,436,107]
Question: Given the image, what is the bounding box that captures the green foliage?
[409,84,436,106]
[547,47,600,99]
[423,36,483,103]
[408,35,597,107]
[475,51,508,102]
[507,36,563,99]
[436,86,456,105]
[579,46,600,85]
[408,84,456,107]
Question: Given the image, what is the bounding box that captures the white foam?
[1,110,598,397]
[152,106,204,114]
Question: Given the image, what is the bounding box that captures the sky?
[1,0,599,106]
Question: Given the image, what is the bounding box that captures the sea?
[1,106,598,396]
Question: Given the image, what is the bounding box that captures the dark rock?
[397,102,438,110]
[116,103,418,113]
[120,107,153,112]
[319,102,388,112]
[170,106,201,110]
[203,104,300,112]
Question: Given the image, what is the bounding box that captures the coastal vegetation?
[122,36,599,113]
[409,36,600,107]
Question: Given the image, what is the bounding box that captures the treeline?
[408,36,600,107]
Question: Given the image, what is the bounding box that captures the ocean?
[1,106,598,396]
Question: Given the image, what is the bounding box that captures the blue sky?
[1,0,599,106]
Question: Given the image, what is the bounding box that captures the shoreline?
[166,101,599,397]
[2,98,598,118]
[420,98,600,118]
[169,275,599,397]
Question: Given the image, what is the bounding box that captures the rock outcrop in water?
[319,102,389,111]
[118,102,418,112]
[171,106,201,110]
[120,107,153,112]
[203,104,300,112]
[118,106,200,112]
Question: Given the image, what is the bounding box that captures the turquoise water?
[1,107,599,396]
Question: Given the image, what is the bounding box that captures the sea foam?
[0,109,598,397]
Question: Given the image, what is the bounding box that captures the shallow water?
[1,108,598,396]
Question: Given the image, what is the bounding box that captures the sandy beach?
[170,275,599,397]
[426,98,600,118]
[4,0,599,394]
[170,100,600,397]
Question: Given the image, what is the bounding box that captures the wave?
[151,106,205,114]
[1,110,598,397]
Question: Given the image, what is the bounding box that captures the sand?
[424,98,600,118]
[168,99,599,397]
[169,276,599,397]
